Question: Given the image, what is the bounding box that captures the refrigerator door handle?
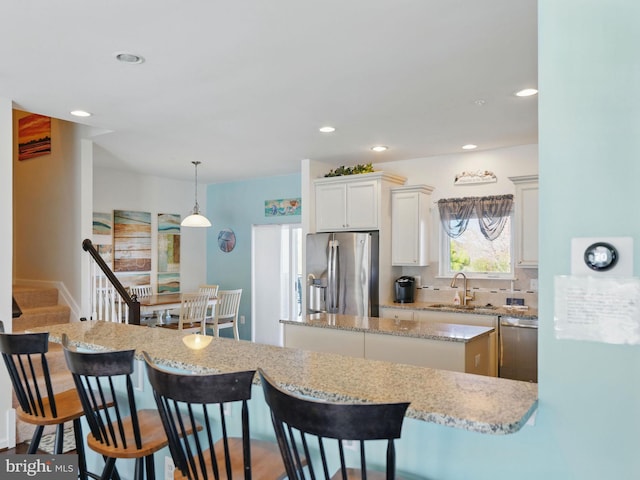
[328,239,339,312]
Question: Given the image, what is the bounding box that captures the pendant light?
[181,161,212,227]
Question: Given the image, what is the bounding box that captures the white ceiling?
[1,0,537,184]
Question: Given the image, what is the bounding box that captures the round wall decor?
[218,228,236,253]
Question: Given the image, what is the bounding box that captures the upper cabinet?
[391,185,434,266]
[510,175,539,268]
[314,172,406,232]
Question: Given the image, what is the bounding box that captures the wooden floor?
[0,442,76,455]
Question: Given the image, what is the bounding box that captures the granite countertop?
[381,301,539,319]
[29,321,538,435]
[281,313,494,343]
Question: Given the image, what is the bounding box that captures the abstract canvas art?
[158,273,180,293]
[93,212,112,235]
[158,213,180,274]
[265,198,301,216]
[18,114,51,161]
[113,210,152,272]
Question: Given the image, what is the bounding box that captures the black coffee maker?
[394,276,415,303]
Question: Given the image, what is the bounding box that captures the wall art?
[113,210,152,272]
[18,113,51,161]
[454,170,497,185]
[265,198,301,216]
[158,213,181,273]
[218,228,236,253]
[93,212,112,235]
[158,272,180,293]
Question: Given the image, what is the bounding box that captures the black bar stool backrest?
[258,368,410,480]
[63,340,141,450]
[0,332,57,418]
[143,351,258,480]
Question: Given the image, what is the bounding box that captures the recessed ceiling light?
[462,144,478,150]
[319,126,336,133]
[114,52,145,64]
[515,88,538,97]
[70,110,92,117]
[371,145,388,152]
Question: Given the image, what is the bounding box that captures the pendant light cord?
[192,160,201,214]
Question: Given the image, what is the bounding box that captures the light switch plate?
[571,237,633,276]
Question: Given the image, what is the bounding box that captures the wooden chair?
[0,332,91,479]
[129,284,153,300]
[207,289,242,339]
[143,352,287,480]
[258,368,410,480]
[62,334,169,480]
[177,292,210,332]
[198,284,219,327]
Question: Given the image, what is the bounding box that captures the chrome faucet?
[450,272,474,306]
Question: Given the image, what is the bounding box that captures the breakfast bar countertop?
[281,313,494,343]
[29,320,538,436]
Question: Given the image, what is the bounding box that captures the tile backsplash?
[398,263,538,308]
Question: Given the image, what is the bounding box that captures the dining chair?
[177,292,210,332]
[206,289,242,339]
[0,332,91,479]
[129,284,153,300]
[143,352,287,480]
[198,284,219,326]
[62,334,170,480]
[258,368,410,480]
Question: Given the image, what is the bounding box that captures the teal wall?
[200,2,640,477]
[205,173,301,339]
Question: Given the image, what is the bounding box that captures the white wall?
[93,166,208,294]
[1,98,15,448]
[374,143,538,262]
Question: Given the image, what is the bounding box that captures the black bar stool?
[143,352,287,479]
[258,368,410,480]
[0,331,91,480]
[62,334,172,480]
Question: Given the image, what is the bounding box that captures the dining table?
[137,293,217,329]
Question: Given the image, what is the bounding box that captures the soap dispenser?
[453,291,461,305]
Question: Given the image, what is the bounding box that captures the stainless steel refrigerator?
[306,231,379,317]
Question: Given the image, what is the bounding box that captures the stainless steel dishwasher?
[499,316,538,382]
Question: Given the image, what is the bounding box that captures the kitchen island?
[30,320,537,436]
[282,313,494,375]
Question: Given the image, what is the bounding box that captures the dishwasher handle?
[500,317,538,329]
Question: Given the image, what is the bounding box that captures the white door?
[251,224,301,346]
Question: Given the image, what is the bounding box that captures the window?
[438,195,514,279]
[440,213,513,278]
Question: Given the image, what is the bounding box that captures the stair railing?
[83,239,141,325]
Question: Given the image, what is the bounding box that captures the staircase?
[10,285,74,443]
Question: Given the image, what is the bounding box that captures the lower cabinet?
[284,324,365,357]
[364,332,490,375]
[283,322,491,375]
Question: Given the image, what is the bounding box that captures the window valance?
[437,194,513,241]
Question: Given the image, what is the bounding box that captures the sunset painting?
[18,114,51,161]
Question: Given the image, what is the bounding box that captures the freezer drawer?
[499,317,538,382]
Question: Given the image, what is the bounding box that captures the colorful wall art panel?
[115,273,152,290]
[265,198,301,216]
[18,114,51,161]
[158,213,181,273]
[93,212,112,235]
[113,210,152,272]
[158,273,180,293]
[97,245,113,267]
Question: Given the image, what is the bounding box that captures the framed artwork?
[113,210,152,272]
[97,245,113,267]
[115,273,151,290]
[158,213,181,234]
[158,213,181,273]
[218,228,236,253]
[18,114,51,161]
[158,273,180,293]
[93,212,112,235]
[265,198,301,216]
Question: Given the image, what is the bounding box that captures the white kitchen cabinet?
[509,175,539,268]
[391,185,434,266]
[314,172,406,232]
[379,307,414,320]
[284,324,365,358]
[414,310,499,377]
